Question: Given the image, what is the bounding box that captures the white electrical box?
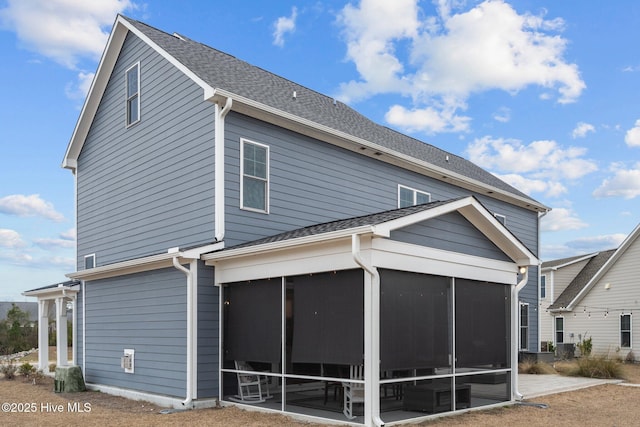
[121,349,135,373]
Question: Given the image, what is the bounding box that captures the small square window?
[494,213,506,226]
[126,63,140,126]
[84,254,96,270]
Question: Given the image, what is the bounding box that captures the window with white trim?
[398,185,431,208]
[621,313,632,348]
[494,213,506,226]
[241,139,269,213]
[84,254,96,270]
[520,302,529,350]
[555,316,564,344]
[126,63,140,126]
[540,274,547,299]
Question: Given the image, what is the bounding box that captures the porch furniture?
[403,383,471,413]
[230,361,271,403]
[342,365,365,419]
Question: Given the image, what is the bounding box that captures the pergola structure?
[23,281,79,372]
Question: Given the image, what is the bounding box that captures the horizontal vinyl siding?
[565,237,640,359]
[76,33,215,268]
[83,268,187,397]
[197,261,219,398]
[391,212,511,261]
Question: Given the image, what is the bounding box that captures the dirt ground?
[1,364,640,427]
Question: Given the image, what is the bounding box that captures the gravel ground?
[1,364,639,426]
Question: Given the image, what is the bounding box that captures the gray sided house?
[36,15,547,426]
[541,222,640,361]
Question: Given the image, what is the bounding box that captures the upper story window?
[84,254,96,270]
[621,314,632,348]
[540,274,547,299]
[494,213,507,226]
[241,139,269,213]
[398,185,431,208]
[126,63,140,126]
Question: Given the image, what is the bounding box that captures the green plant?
[1,362,18,380]
[577,335,593,357]
[48,363,56,373]
[18,362,36,377]
[547,341,556,353]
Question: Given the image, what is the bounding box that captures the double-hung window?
[84,254,96,270]
[398,185,431,208]
[520,302,529,350]
[621,314,632,348]
[241,139,269,213]
[555,316,564,344]
[126,63,140,126]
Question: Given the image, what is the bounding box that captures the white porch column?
[37,300,50,371]
[55,297,68,367]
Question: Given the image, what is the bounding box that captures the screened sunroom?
[202,197,537,426]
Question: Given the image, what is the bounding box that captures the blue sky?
[1,0,639,300]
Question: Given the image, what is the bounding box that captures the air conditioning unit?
[121,349,135,373]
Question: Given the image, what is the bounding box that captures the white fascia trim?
[541,253,598,272]
[209,88,548,213]
[22,285,79,299]
[63,15,216,170]
[202,225,376,263]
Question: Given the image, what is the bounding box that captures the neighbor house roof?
[548,249,616,311]
[541,253,598,270]
[63,15,547,213]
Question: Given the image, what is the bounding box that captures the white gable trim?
[541,253,598,272]
[564,222,640,310]
[63,15,215,170]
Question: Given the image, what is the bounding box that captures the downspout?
[172,256,194,407]
[512,266,529,401]
[352,234,385,427]
[214,97,233,242]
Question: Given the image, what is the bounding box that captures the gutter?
[171,252,195,408]
[214,96,233,242]
[351,234,385,427]
[512,266,529,401]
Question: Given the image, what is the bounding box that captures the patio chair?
[342,365,365,419]
[230,361,271,403]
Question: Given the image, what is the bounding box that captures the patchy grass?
[555,356,624,379]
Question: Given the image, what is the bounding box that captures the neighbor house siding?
[197,261,218,398]
[83,268,187,397]
[76,33,216,269]
[563,238,640,360]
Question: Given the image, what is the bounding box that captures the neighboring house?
[25,15,547,426]
[543,222,640,361]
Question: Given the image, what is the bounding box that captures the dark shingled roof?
[227,198,465,250]
[541,253,596,269]
[23,280,80,294]
[122,16,539,206]
[549,249,617,310]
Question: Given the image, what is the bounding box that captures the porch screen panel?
[224,279,281,363]
[291,270,363,365]
[455,279,509,368]
[380,269,450,371]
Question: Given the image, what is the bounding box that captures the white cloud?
[593,163,640,199]
[60,228,77,241]
[336,0,585,134]
[0,194,65,222]
[466,136,598,193]
[492,107,511,123]
[0,229,26,248]
[624,119,640,147]
[273,6,298,47]
[540,207,588,232]
[572,122,595,139]
[0,0,134,69]
[65,71,95,100]
[34,238,75,250]
[565,234,627,253]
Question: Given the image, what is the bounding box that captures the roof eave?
[210,89,548,213]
